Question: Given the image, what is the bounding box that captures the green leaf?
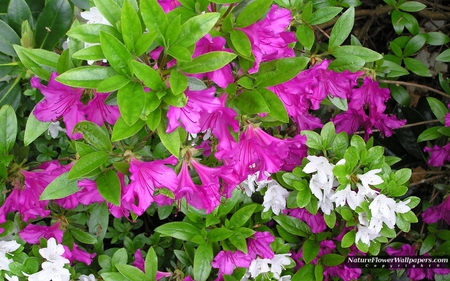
[420,234,436,255]
[111,248,128,267]
[96,170,121,206]
[24,111,50,146]
[97,75,131,93]
[206,228,234,242]
[68,151,109,180]
[296,24,314,51]
[303,239,320,264]
[121,0,142,52]
[404,34,427,57]
[302,130,323,150]
[389,84,411,106]
[361,146,384,165]
[230,29,252,58]
[170,70,188,95]
[40,172,79,200]
[228,231,248,253]
[394,168,411,186]
[66,24,122,43]
[146,107,161,131]
[328,55,365,72]
[229,204,257,228]
[72,44,105,62]
[332,45,382,62]
[321,254,345,266]
[329,7,354,49]
[235,0,273,28]
[94,0,121,26]
[116,264,150,281]
[56,66,118,88]
[328,96,348,111]
[13,45,59,80]
[112,117,145,141]
[174,13,220,47]
[0,20,20,56]
[70,228,98,244]
[321,122,336,149]
[101,272,124,281]
[130,60,164,90]
[324,211,336,229]
[426,32,450,46]
[427,97,448,122]
[141,0,169,39]
[309,7,342,25]
[332,131,348,159]
[165,15,181,46]
[57,49,71,74]
[0,105,17,155]
[341,230,355,248]
[157,119,181,157]
[436,49,450,62]
[194,242,213,281]
[292,263,314,281]
[100,31,133,75]
[118,82,145,126]
[73,121,113,151]
[178,51,237,74]
[399,1,426,12]
[7,0,32,34]
[145,247,157,280]
[155,221,202,242]
[273,215,311,237]
[233,90,270,114]
[296,186,312,208]
[167,45,193,62]
[315,263,324,281]
[35,0,73,50]
[255,57,309,87]
[135,31,158,56]
[258,88,288,122]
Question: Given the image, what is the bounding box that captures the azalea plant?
[0,0,450,280]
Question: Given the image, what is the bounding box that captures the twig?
[409,175,448,187]
[354,119,441,135]
[378,79,450,99]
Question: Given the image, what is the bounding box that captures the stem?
[409,175,448,187]
[378,79,450,99]
[354,119,441,135]
[222,4,235,19]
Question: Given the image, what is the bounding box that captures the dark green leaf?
[130,60,164,90]
[70,228,98,244]
[329,7,354,49]
[66,24,122,43]
[116,264,150,281]
[235,0,273,28]
[68,151,109,180]
[420,234,436,255]
[73,121,112,151]
[292,263,314,281]
[121,0,142,52]
[194,242,213,281]
[341,230,355,248]
[328,55,365,72]
[56,66,118,88]
[155,221,202,242]
[309,7,342,25]
[389,84,411,106]
[332,45,382,62]
[206,228,234,242]
[258,88,288,122]
[97,75,131,93]
[229,204,257,228]
[230,29,252,58]
[417,126,443,142]
[399,1,426,12]
[436,49,450,62]
[296,24,314,51]
[427,97,448,122]
[233,90,269,114]
[403,34,427,57]
[273,215,311,237]
[93,0,121,26]
[0,20,20,56]
[255,57,309,87]
[426,32,450,46]
[0,105,17,155]
[303,239,320,264]
[178,51,237,74]
[321,254,346,266]
[7,0,32,34]
[118,82,145,126]
[96,170,121,206]
[40,172,79,200]
[111,117,145,141]
[24,111,50,146]
[35,0,73,50]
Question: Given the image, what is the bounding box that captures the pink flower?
[190,35,234,88]
[19,222,64,244]
[247,231,275,259]
[239,5,296,73]
[281,134,308,171]
[132,249,172,279]
[123,156,178,215]
[349,77,390,113]
[211,250,253,280]
[62,243,96,265]
[370,111,406,137]
[422,195,450,224]
[332,108,372,139]
[84,91,120,126]
[31,73,86,139]
[158,0,180,12]
[286,208,326,234]
[190,159,223,213]
[424,143,450,167]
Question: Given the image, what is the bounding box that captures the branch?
[378,79,450,99]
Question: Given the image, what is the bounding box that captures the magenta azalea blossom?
[247,231,275,259]
[422,195,450,224]
[62,243,96,265]
[84,91,120,126]
[158,0,180,12]
[133,249,172,279]
[190,159,223,213]
[19,222,64,244]
[123,156,178,215]
[286,208,327,233]
[424,143,450,167]
[31,73,85,139]
[190,35,234,88]
[350,77,390,113]
[211,250,253,280]
[239,5,296,74]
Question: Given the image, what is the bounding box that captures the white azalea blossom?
[330,184,364,210]
[79,274,96,281]
[262,181,289,215]
[249,258,271,278]
[0,240,20,271]
[357,169,384,191]
[355,224,381,245]
[4,274,19,281]
[245,253,292,280]
[396,199,411,214]
[309,173,335,215]
[241,171,271,197]
[48,121,66,138]
[303,156,334,183]
[270,254,292,279]
[80,7,111,25]
[26,261,71,281]
[39,237,69,264]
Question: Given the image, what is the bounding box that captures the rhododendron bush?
[0,0,450,280]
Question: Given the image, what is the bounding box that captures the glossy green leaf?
[234,90,269,114]
[145,105,161,131]
[0,20,20,56]
[72,45,105,61]
[7,0,32,34]
[96,170,121,206]
[255,57,309,87]
[381,60,409,78]
[93,0,121,26]
[57,49,71,74]
[0,105,17,155]
[403,57,431,77]
[258,88,288,122]
[426,32,450,46]
[296,24,314,51]
[121,0,142,52]
[321,254,346,267]
[235,0,273,28]
[194,242,213,281]
[229,204,257,228]
[174,13,220,47]
[230,29,252,58]
[130,60,164,90]
[341,230,355,248]
[206,228,234,242]
[309,7,342,25]
[116,264,150,281]
[100,31,133,75]
[328,55,365,72]
[56,66,118,88]
[303,239,320,264]
[398,1,426,12]
[403,34,427,57]
[118,82,145,126]
[155,221,201,242]
[24,111,50,146]
[292,263,314,281]
[0,81,20,111]
[145,247,157,280]
[427,97,448,122]
[167,45,193,62]
[178,51,237,74]
[68,151,109,180]
[436,49,450,62]
[273,215,310,237]
[35,0,73,50]
[13,45,59,80]
[111,117,145,141]
[135,31,158,56]
[40,172,79,200]
[165,15,181,46]
[170,70,188,95]
[329,7,354,49]
[70,228,98,244]
[157,121,180,157]
[389,84,411,106]
[328,96,348,111]
[73,121,112,151]
[66,24,122,43]
[97,75,131,93]
[417,126,443,142]
[141,0,169,39]
[420,234,436,255]
[332,45,382,62]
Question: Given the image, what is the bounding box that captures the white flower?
[330,184,364,210]
[270,254,292,279]
[303,156,334,183]
[5,274,19,281]
[310,174,335,215]
[0,240,20,271]
[26,261,71,281]
[262,181,289,215]
[241,172,271,197]
[39,238,69,264]
[280,276,292,281]
[249,258,271,278]
[80,7,111,25]
[357,169,384,192]
[48,121,66,138]
[355,224,381,245]
[78,274,96,281]
[395,199,411,214]
[369,194,397,228]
